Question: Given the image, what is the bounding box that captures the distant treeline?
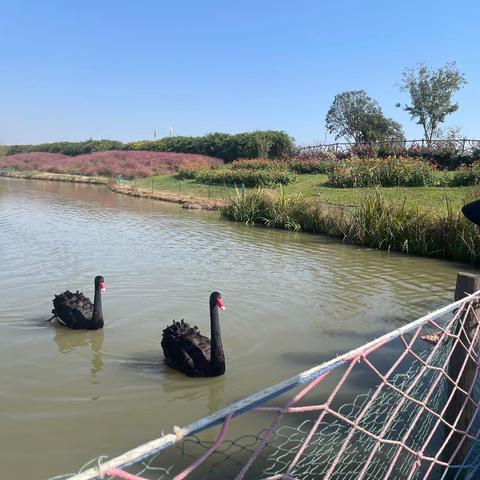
[0,131,294,163]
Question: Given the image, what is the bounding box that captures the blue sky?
[1,0,479,146]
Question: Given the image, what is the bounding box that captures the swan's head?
[210,291,225,311]
[95,275,106,293]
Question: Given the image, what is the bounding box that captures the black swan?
[462,199,480,226]
[50,276,106,330]
[161,292,226,377]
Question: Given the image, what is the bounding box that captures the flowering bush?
[228,157,333,175]
[0,151,223,179]
[229,158,282,170]
[182,167,296,187]
[287,158,332,174]
[450,162,480,186]
[327,156,440,187]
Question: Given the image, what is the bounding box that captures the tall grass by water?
[221,187,480,264]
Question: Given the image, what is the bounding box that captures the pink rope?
[173,413,233,480]
[356,307,468,480]
[105,469,148,480]
[234,370,333,480]
[324,326,424,479]
[286,358,359,475]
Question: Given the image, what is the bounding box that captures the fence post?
[443,272,480,478]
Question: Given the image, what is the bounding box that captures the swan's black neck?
[210,304,225,376]
[92,284,104,328]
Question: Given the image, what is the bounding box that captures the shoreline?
[2,170,478,265]
[1,171,224,210]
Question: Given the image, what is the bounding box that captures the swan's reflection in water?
[53,328,104,383]
[160,371,226,417]
[206,377,225,415]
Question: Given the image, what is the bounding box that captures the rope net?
[50,291,480,480]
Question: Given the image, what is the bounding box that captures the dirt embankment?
[108,182,224,210]
[3,171,107,184]
[1,171,224,210]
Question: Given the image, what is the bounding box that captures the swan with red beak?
[161,291,227,377]
[49,275,106,330]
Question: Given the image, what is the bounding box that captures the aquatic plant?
[220,187,269,224]
[221,187,480,264]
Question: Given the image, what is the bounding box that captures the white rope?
[66,289,480,480]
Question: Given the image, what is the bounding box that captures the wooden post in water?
[443,272,480,478]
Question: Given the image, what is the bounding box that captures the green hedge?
[229,158,332,174]
[3,139,125,156]
[450,161,480,186]
[287,159,332,174]
[128,131,294,162]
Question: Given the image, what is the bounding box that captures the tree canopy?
[326,90,404,144]
[398,62,467,143]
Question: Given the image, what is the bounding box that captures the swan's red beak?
[100,281,106,293]
[217,297,225,311]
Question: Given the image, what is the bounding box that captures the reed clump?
[327,156,441,187]
[221,187,480,264]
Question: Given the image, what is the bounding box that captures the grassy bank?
[221,187,480,264]
[133,173,477,212]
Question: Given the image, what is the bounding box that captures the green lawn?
[131,174,478,212]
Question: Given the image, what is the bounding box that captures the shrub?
[176,168,199,179]
[192,168,296,187]
[0,151,223,178]
[287,158,332,174]
[450,162,480,186]
[127,131,294,162]
[327,156,439,187]
[4,139,126,156]
[294,150,338,162]
[230,157,332,175]
[229,158,282,170]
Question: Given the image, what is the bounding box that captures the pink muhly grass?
[0,151,223,178]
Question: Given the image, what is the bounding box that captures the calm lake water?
[0,177,474,479]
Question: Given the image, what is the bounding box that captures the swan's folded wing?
[53,291,93,328]
[183,333,211,363]
[161,333,211,375]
